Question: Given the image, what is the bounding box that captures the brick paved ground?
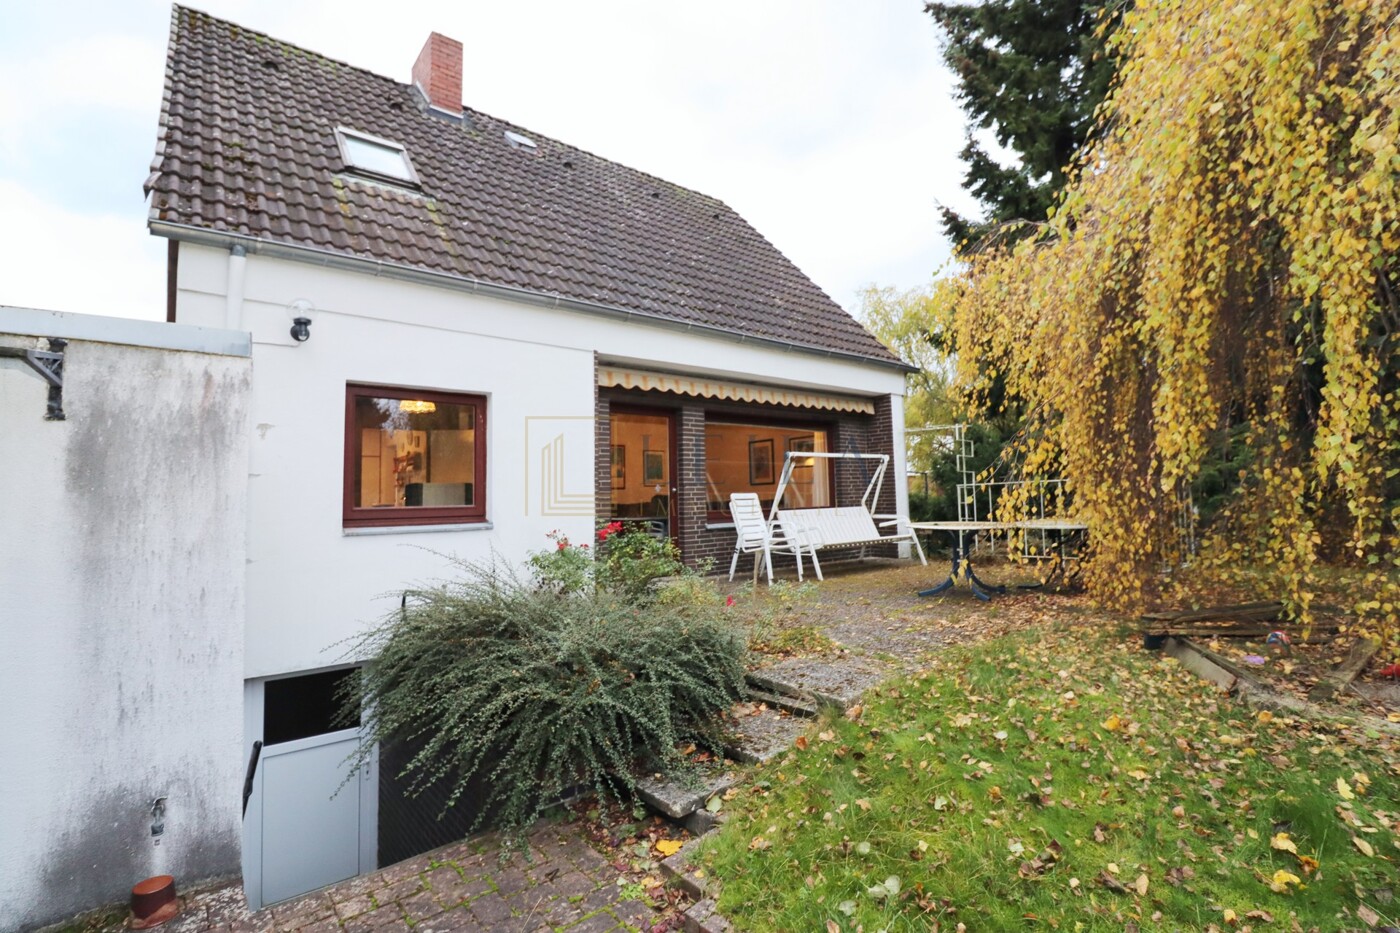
[157,822,662,933]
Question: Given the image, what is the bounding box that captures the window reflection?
[704,422,830,514]
[353,397,476,508]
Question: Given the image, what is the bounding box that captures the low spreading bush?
[347,550,747,836]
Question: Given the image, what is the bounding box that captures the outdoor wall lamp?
[287,298,314,344]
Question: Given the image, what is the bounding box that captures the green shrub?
[596,521,685,598]
[347,558,747,836]
[524,522,685,598]
[525,529,595,594]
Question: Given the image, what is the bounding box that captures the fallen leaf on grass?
[826,920,841,933]
[1338,777,1356,800]
[867,876,901,900]
[1102,714,1122,732]
[794,735,809,751]
[749,836,770,851]
[855,798,871,812]
[1223,908,1238,925]
[1357,904,1380,927]
[1133,873,1150,895]
[1245,909,1274,922]
[1296,854,1319,874]
[1166,866,1195,886]
[1098,871,1129,894]
[1353,836,1375,857]
[1270,833,1298,854]
[1018,841,1064,879]
[1268,870,1302,893]
[705,795,722,813]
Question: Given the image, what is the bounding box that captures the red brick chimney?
[412,32,463,116]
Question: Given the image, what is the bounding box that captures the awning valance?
[598,367,876,415]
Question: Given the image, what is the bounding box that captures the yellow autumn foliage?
[941,0,1400,640]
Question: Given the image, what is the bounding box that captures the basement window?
[336,127,419,184]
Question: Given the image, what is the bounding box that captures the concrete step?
[743,686,819,718]
[659,836,710,900]
[682,897,733,933]
[634,766,740,821]
[747,656,889,710]
[722,704,811,765]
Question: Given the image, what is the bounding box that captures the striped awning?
[598,367,876,415]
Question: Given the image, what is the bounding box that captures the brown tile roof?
[147,6,901,367]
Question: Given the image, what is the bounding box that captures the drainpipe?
[224,244,248,331]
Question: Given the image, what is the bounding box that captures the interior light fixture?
[399,400,436,414]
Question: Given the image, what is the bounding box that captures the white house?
[139,5,913,911]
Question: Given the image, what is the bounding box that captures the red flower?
[557,539,569,550]
[597,521,625,542]
[725,595,736,608]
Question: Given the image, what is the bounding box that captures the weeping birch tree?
[942,0,1400,639]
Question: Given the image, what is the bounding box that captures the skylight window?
[336,128,418,183]
[503,130,537,150]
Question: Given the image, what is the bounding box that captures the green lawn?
[702,622,1399,931]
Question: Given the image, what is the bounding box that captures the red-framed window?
[343,384,486,527]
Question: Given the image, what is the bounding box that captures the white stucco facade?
[0,309,251,932]
[169,242,910,679]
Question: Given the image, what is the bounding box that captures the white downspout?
[224,244,247,331]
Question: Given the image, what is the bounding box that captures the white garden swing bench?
[727,451,926,584]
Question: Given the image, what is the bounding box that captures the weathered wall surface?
[0,310,251,932]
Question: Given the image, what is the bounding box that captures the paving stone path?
[155,823,660,933]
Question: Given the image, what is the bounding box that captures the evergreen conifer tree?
[926,0,1120,250]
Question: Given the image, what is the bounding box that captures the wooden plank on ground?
[1309,637,1381,702]
[1143,621,1339,639]
[1140,601,1284,625]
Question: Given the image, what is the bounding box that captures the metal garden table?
[909,519,1088,601]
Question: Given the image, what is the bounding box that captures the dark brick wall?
[593,357,611,521]
[593,380,903,573]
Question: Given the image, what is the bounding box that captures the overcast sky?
[0,0,978,323]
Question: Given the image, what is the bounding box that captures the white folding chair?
[727,493,806,585]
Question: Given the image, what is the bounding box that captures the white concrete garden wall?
[171,243,909,680]
[0,309,251,932]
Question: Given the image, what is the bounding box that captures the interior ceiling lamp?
[399,400,436,414]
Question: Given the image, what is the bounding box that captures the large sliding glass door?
[608,409,677,541]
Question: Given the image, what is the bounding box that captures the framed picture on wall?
[788,435,815,483]
[611,445,626,489]
[749,439,775,485]
[643,450,666,484]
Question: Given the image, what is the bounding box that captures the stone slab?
[748,656,890,709]
[744,686,819,718]
[683,807,727,837]
[635,767,741,820]
[724,705,810,765]
[682,897,734,933]
[660,837,711,900]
